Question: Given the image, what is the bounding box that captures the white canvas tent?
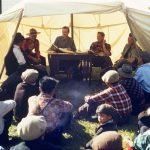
[0,0,150,81]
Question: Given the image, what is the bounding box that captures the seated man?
[5,32,47,78]
[22,28,46,66]
[113,54,138,71]
[118,64,145,115]
[89,32,113,75]
[49,26,79,78]
[122,33,141,59]
[14,69,39,122]
[5,33,27,76]
[50,26,76,53]
[28,76,73,143]
[134,51,150,104]
[10,115,62,150]
[76,70,132,125]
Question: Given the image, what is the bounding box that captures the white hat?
[102,70,119,84]
[21,69,39,84]
[17,115,47,141]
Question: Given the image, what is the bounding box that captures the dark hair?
[62,26,70,33]
[13,33,24,44]
[39,76,58,93]
[129,33,137,41]
[97,32,105,37]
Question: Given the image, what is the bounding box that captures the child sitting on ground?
[85,103,119,150]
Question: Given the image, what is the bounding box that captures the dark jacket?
[5,47,19,76]
[85,121,117,150]
[9,139,62,150]
[14,82,39,122]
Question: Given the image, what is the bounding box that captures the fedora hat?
[118,64,133,78]
[27,28,40,35]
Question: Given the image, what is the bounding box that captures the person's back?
[76,70,132,125]
[14,69,39,122]
[28,76,73,143]
[134,63,150,93]
[31,94,72,131]
[92,131,122,150]
[4,46,19,76]
[118,64,145,115]
[104,83,132,116]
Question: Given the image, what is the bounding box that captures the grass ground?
[8,79,137,150]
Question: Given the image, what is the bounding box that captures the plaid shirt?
[119,78,145,105]
[86,83,132,116]
[29,93,73,131]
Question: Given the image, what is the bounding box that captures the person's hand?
[84,95,91,103]
[102,39,106,47]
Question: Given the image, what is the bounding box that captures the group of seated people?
[0,64,150,149]
[0,27,150,150]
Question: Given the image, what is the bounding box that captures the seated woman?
[22,28,46,66]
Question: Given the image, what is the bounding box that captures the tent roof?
[0,0,123,22]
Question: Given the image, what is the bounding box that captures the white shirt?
[13,44,26,65]
[0,100,16,135]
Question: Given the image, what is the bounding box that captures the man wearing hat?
[118,64,145,115]
[14,69,39,122]
[76,70,132,125]
[134,51,150,105]
[10,115,62,150]
[85,104,119,150]
[22,28,46,66]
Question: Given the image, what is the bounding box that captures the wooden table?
[48,53,93,84]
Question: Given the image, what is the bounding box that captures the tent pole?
[0,10,23,80]
[70,14,74,40]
